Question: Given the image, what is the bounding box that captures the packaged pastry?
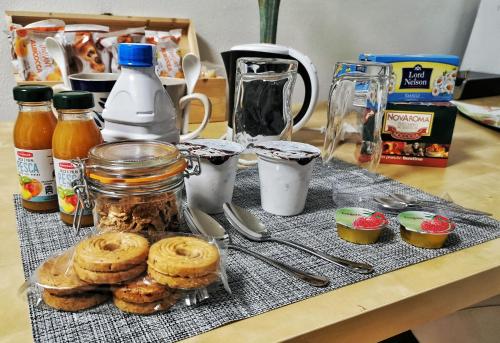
[7,24,22,72]
[32,248,110,312]
[112,276,178,314]
[64,24,110,74]
[144,29,182,77]
[26,231,224,314]
[98,27,145,73]
[12,19,65,81]
[147,235,221,290]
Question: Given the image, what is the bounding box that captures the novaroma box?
[359,54,460,102]
[381,102,457,167]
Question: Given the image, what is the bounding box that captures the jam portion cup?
[335,207,388,244]
[397,211,455,249]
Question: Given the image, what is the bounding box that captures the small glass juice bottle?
[13,85,58,212]
[52,91,103,226]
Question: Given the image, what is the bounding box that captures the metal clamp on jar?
[71,140,201,236]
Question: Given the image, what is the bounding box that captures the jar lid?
[53,91,94,109]
[86,141,186,185]
[13,85,53,102]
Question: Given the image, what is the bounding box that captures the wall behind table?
[0,0,480,121]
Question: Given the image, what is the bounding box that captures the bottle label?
[15,148,57,203]
[53,158,89,215]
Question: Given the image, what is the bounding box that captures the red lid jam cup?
[335,207,388,244]
[397,211,456,249]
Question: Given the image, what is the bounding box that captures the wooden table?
[1,99,499,343]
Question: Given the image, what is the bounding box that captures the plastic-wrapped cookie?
[36,250,95,295]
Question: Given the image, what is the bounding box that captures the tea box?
[359,54,460,102]
[381,102,457,167]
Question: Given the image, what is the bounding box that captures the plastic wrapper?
[5,23,22,73]
[98,27,145,73]
[12,19,65,81]
[200,61,225,79]
[63,24,110,74]
[144,29,182,77]
[22,231,227,315]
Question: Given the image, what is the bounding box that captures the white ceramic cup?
[161,78,211,142]
[254,141,320,216]
[181,139,244,214]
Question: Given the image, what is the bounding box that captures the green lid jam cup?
[397,211,456,249]
[335,207,388,244]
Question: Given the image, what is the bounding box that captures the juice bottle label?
[15,148,57,202]
[53,158,90,216]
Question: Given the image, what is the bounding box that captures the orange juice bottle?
[52,91,103,226]
[13,85,58,213]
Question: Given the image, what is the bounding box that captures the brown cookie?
[113,295,177,315]
[148,266,218,289]
[148,236,219,277]
[42,290,109,312]
[74,262,146,284]
[37,250,95,296]
[112,276,169,303]
[75,232,149,272]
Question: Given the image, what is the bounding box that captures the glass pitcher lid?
[86,140,186,185]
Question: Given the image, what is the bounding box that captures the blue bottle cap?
[118,43,154,67]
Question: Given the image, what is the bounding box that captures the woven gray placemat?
[14,160,500,343]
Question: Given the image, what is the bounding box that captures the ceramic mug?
[161,78,211,141]
[67,73,118,128]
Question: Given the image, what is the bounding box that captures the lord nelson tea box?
[359,54,460,102]
[381,102,457,167]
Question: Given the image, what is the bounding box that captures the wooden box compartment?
[5,11,226,122]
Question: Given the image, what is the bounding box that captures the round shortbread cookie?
[37,250,95,296]
[112,276,169,303]
[75,232,149,272]
[148,236,219,277]
[42,290,109,312]
[113,295,177,315]
[148,265,218,289]
[74,262,146,284]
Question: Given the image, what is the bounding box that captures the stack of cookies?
[36,233,221,314]
[112,276,178,314]
[73,232,149,284]
[37,250,110,312]
[148,236,220,289]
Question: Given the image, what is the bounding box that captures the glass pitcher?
[322,61,391,171]
[232,57,298,149]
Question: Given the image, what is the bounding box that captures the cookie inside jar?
[83,141,194,238]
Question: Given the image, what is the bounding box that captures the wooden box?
[5,11,226,122]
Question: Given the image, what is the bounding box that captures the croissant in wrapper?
[144,29,182,78]
[12,19,64,81]
[64,24,110,74]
